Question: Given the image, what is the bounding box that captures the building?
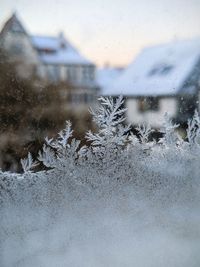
[97,66,124,91]
[0,13,98,106]
[101,39,200,128]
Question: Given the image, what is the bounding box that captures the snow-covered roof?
[105,38,200,97]
[39,48,92,65]
[31,34,93,65]
[97,67,124,94]
[31,36,60,51]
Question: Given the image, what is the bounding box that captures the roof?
[32,36,61,50]
[1,13,93,66]
[0,13,27,37]
[97,67,124,94]
[105,38,200,97]
[31,34,93,65]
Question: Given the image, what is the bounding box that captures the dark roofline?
[31,35,60,40]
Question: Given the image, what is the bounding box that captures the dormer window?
[148,64,173,76]
[38,48,56,54]
[60,42,66,49]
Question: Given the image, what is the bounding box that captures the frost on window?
[0,3,200,266]
[0,96,200,266]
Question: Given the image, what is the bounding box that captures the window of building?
[138,97,159,112]
[82,66,94,82]
[148,64,173,76]
[47,65,60,81]
[67,66,77,82]
[70,93,84,104]
[82,93,94,104]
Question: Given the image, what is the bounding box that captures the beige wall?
[2,31,40,78]
[126,97,177,128]
[3,32,39,64]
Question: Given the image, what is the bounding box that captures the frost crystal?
[187,110,200,145]
[21,152,38,173]
[0,96,200,267]
[1,96,199,189]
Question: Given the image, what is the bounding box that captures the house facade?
[0,13,98,106]
[101,39,200,128]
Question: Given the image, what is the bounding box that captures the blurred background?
[0,0,200,171]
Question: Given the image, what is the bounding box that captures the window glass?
[138,97,159,112]
[0,3,199,266]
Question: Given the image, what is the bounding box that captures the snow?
[31,35,60,50]
[31,35,93,65]
[105,38,200,96]
[39,48,92,65]
[97,67,124,94]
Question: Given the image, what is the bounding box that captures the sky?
[0,0,200,66]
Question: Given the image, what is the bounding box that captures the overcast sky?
[1,0,200,66]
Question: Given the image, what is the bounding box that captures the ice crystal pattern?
[0,95,200,200]
[0,96,200,267]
